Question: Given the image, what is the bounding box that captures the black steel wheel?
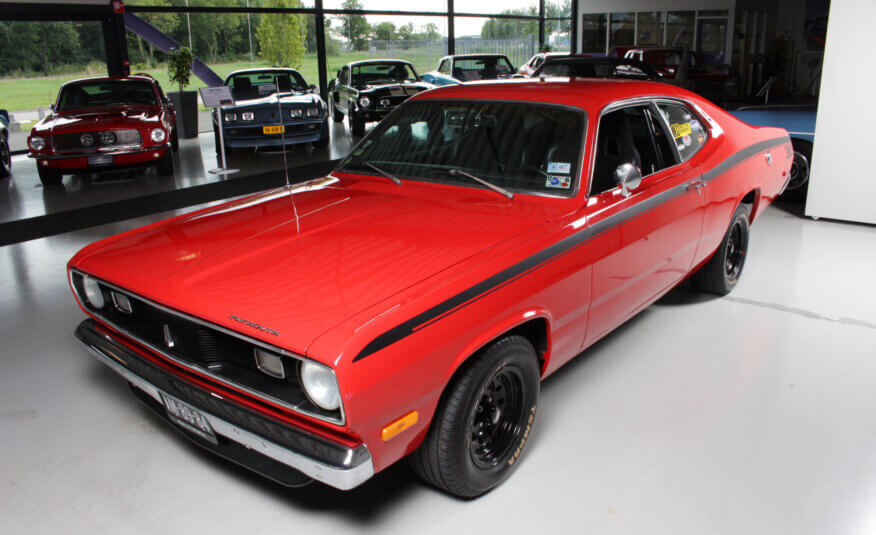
[693,204,750,295]
[0,136,11,177]
[410,334,540,498]
[785,145,810,192]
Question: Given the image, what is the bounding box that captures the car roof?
[412,78,693,110]
[347,59,413,67]
[441,53,510,61]
[227,68,302,77]
[59,75,156,88]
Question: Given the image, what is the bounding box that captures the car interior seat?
[592,110,641,195]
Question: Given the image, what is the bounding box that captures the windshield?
[339,100,584,196]
[351,63,418,85]
[541,60,651,79]
[227,70,308,100]
[57,80,157,110]
[453,57,515,81]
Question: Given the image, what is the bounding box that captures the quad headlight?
[241,112,255,121]
[82,275,105,309]
[29,136,46,151]
[99,131,116,145]
[305,106,319,117]
[300,360,341,411]
[80,133,94,146]
[289,108,303,118]
[150,128,166,143]
[224,113,237,122]
[358,96,370,108]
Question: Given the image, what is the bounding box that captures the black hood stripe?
[352,136,789,362]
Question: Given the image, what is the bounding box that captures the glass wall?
[608,12,634,50]
[666,11,694,48]
[457,16,538,69]
[580,9,727,56]
[636,12,663,48]
[580,14,606,54]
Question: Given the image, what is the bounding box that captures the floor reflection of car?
[215,68,329,153]
[421,54,516,86]
[27,74,177,186]
[0,109,11,178]
[729,105,816,193]
[527,55,662,81]
[328,60,433,136]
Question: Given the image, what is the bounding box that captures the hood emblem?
[230,314,280,336]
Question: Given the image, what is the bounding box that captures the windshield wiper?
[364,162,402,185]
[447,168,513,199]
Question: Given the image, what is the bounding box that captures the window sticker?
[682,134,692,147]
[547,162,572,174]
[545,175,571,189]
[671,122,692,139]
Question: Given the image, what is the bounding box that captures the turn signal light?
[381,410,418,441]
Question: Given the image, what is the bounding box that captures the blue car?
[729,105,816,192]
[213,68,329,153]
[421,54,516,86]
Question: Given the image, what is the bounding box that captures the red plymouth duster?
[28,74,177,186]
[68,79,791,497]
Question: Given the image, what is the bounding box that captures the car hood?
[230,91,322,109]
[357,81,433,93]
[34,106,162,134]
[72,175,550,358]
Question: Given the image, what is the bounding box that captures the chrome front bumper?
[29,143,170,160]
[75,320,374,491]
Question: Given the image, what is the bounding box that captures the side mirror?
[615,163,642,197]
[309,84,317,92]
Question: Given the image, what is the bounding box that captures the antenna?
[274,75,299,233]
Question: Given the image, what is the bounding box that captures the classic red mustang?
[68,79,791,497]
[28,74,177,186]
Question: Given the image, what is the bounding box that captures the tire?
[213,127,233,156]
[170,128,179,153]
[350,108,365,136]
[312,133,330,149]
[156,150,174,176]
[332,101,344,123]
[0,136,11,178]
[410,335,540,498]
[785,139,811,193]
[692,204,750,295]
[37,165,62,186]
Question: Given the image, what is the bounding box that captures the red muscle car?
[68,79,791,497]
[28,74,177,186]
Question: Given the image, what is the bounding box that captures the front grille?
[54,129,141,152]
[70,271,342,424]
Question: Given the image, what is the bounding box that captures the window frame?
[587,96,709,197]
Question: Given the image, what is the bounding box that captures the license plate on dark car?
[87,155,113,166]
[160,392,218,444]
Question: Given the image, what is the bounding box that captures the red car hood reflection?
[74,176,549,356]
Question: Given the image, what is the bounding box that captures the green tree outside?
[256,0,306,67]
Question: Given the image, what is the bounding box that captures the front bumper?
[75,319,374,490]
[218,119,326,148]
[30,144,170,170]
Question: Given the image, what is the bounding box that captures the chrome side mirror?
[615,163,642,197]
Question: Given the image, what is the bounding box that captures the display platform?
[0,123,355,245]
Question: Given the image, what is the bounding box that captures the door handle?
[686,179,705,191]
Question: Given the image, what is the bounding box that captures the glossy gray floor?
[1,203,875,534]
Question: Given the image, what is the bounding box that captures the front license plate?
[160,392,217,444]
[262,125,285,135]
[87,155,113,166]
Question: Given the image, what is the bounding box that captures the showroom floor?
[1,201,875,534]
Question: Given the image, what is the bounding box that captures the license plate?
[160,392,217,444]
[263,125,285,135]
[87,155,113,166]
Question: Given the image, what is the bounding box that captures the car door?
[582,100,705,345]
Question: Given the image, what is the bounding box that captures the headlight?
[80,133,94,146]
[224,113,237,122]
[150,128,166,143]
[241,112,255,121]
[254,348,286,379]
[82,275,105,309]
[300,360,340,411]
[289,109,302,118]
[306,107,319,117]
[379,98,391,107]
[99,131,115,145]
[29,136,46,151]
[358,96,370,108]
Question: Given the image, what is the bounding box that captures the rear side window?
[438,60,450,75]
[658,103,708,161]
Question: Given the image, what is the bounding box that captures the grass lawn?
[0,49,445,114]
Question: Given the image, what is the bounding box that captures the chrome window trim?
[69,268,346,426]
[586,95,706,197]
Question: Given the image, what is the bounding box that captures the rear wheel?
[156,150,174,176]
[332,101,344,123]
[0,135,11,177]
[410,335,540,498]
[693,204,750,295]
[37,165,62,186]
[785,140,811,193]
[350,108,365,136]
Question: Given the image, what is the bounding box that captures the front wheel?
[156,150,174,176]
[332,102,344,123]
[410,335,540,498]
[37,165,62,186]
[693,204,750,295]
[350,109,365,136]
[0,136,11,177]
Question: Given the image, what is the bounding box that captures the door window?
[656,103,708,162]
[590,104,677,196]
